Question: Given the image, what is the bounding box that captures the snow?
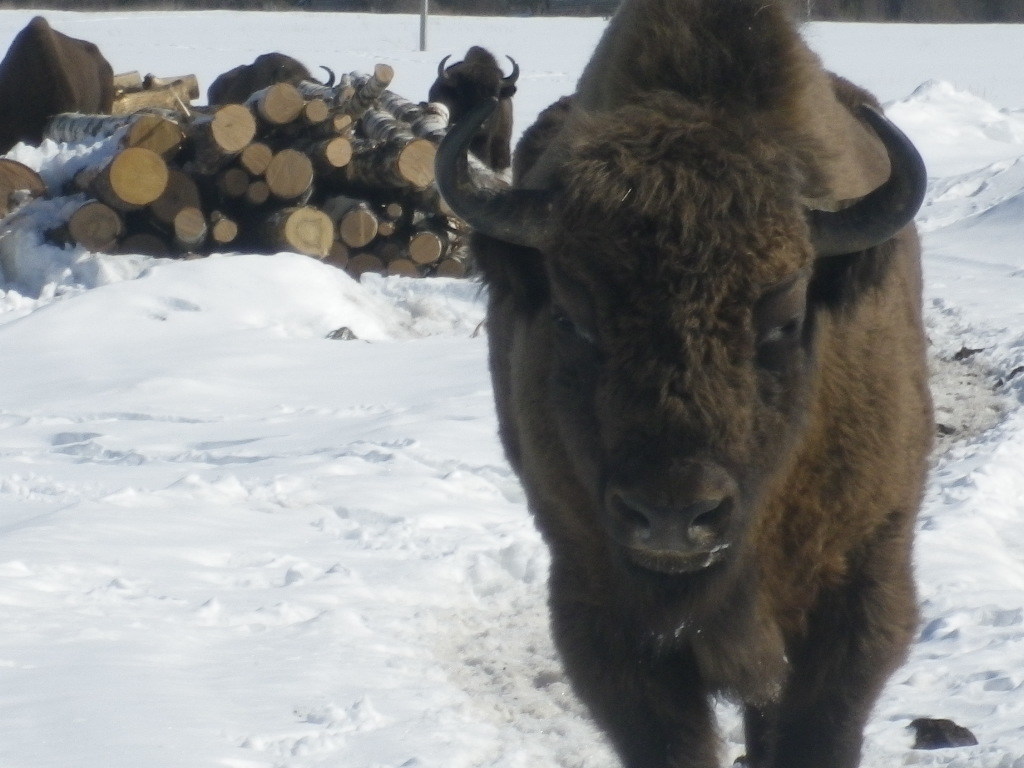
[1,9,1024,767]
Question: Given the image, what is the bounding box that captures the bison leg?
[549,591,719,767]
[765,514,918,768]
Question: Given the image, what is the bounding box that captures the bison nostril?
[687,498,732,547]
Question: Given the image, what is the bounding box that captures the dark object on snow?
[434,0,932,766]
[0,16,114,154]
[909,718,979,750]
[428,46,518,172]
[207,52,332,105]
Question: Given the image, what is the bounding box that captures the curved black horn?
[435,98,551,248]
[809,105,927,258]
[503,56,520,86]
[437,54,453,81]
[318,65,335,88]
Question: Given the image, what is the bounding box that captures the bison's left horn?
[318,66,335,87]
[437,54,453,81]
[503,56,520,86]
[808,105,927,258]
[435,97,551,249]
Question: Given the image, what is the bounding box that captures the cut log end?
[266,206,334,258]
[209,104,258,154]
[67,200,124,252]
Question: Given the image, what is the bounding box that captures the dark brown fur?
[429,46,517,171]
[0,16,114,154]
[471,1,932,766]
[207,52,314,105]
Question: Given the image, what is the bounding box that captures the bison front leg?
[764,517,918,768]
[549,592,719,767]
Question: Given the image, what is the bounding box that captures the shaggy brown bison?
[0,16,114,154]
[429,46,519,171]
[206,52,334,105]
[436,1,933,766]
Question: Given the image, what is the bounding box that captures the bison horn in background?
[318,65,335,87]
[435,97,552,248]
[808,105,927,257]
[437,54,453,82]
[503,56,520,86]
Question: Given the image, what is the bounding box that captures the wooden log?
[324,240,350,270]
[408,229,447,265]
[376,218,397,238]
[377,91,449,142]
[327,200,379,249]
[113,71,144,94]
[265,148,314,202]
[188,104,257,175]
[262,205,334,258]
[123,113,186,157]
[0,159,46,216]
[143,73,200,101]
[172,206,208,252]
[345,135,436,191]
[117,231,171,257]
[215,166,250,200]
[89,147,170,211]
[44,112,134,144]
[209,211,239,246]
[44,111,185,157]
[238,142,273,176]
[150,167,203,226]
[380,201,405,221]
[339,64,394,118]
[346,252,385,278]
[294,79,337,102]
[112,81,195,116]
[432,256,469,278]
[387,258,420,277]
[245,179,271,207]
[247,82,305,126]
[304,135,353,176]
[301,98,330,126]
[66,200,125,251]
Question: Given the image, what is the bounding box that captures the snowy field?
[1,8,1024,768]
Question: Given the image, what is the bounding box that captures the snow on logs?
[16,64,469,279]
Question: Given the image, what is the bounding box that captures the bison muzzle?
[436,1,934,767]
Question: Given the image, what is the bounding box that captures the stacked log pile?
[16,63,470,280]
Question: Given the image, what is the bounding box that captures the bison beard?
[436,1,932,768]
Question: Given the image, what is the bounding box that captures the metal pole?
[420,0,428,52]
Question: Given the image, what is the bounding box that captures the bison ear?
[498,84,518,99]
[471,233,549,313]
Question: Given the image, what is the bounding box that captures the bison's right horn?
[435,97,551,249]
[809,105,927,258]
[437,54,453,81]
[503,56,520,86]
[318,66,335,88]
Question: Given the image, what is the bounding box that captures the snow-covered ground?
[1,9,1023,768]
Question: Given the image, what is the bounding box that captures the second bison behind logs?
[436,1,933,767]
[429,46,518,171]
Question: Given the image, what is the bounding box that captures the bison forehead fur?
[438,1,933,767]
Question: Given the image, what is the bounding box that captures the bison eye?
[552,306,596,346]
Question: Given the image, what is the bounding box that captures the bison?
[0,16,114,154]
[429,46,519,172]
[436,1,933,767]
[206,52,334,105]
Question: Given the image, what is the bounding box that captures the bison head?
[428,46,519,123]
[437,93,925,588]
